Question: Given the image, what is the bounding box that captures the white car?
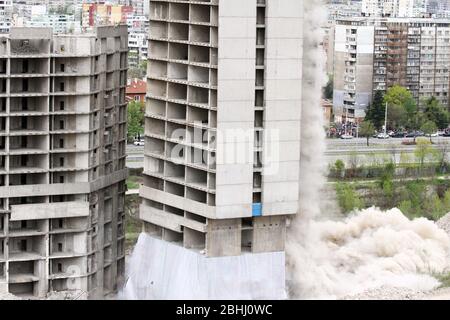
[340,134,353,140]
[377,133,390,139]
[133,139,145,146]
[427,132,439,138]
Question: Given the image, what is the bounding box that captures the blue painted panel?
[252,203,262,217]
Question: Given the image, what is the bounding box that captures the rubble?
[342,286,427,300]
[45,290,88,300]
[0,292,21,300]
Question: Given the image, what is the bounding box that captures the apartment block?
[334,17,450,120]
[136,0,302,298]
[0,0,12,34]
[0,26,128,298]
[334,18,374,121]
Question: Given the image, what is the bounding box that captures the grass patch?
[126,175,142,190]
[125,194,142,250]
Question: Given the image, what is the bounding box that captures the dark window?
[21,155,28,166]
[21,137,27,148]
[58,219,63,228]
[20,239,27,251]
[20,175,26,185]
[59,139,64,148]
[22,79,28,92]
[21,98,28,110]
[22,60,28,73]
[59,176,64,183]
[59,157,64,167]
[60,82,65,91]
[57,263,63,272]
[21,220,26,228]
[58,243,63,252]
[60,101,64,110]
[21,117,27,129]
[60,64,65,72]
[59,120,64,130]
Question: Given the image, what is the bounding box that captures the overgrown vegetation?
[436,273,450,289]
[125,194,142,250]
[335,183,364,214]
[365,85,450,133]
[126,175,141,190]
[332,138,450,220]
[127,101,145,142]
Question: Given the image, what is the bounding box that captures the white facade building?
[0,0,12,33]
[362,0,416,17]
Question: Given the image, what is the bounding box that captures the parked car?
[377,133,390,139]
[392,131,406,138]
[426,132,439,138]
[340,134,353,140]
[133,139,145,146]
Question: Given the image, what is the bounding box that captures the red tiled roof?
[126,79,146,94]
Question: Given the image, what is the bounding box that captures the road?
[126,137,450,169]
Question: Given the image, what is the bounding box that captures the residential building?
[126,78,146,103]
[362,0,415,17]
[81,3,133,29]
[0,26,128,299]
[333,17,450,120]
[0,0,12,33]
[128,32,147,68]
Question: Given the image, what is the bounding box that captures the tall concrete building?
[136,0,303,298]
[333,17,450,120]
[0,0,12,33]
[362,0,416,17]
[0,26,128,298]
[333,18,374,121]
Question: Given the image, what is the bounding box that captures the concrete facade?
[142,0,301,258]
[0,26,128,298]
[333,17,450,120]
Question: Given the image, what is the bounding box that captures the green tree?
[359,121,376,146]
[384,85,416,129]
[127,101,145,142]
[365,91,385,130]
[323,75,333,100]
[421,120,438,143]
[422,97,450,129]
[414,138,437,175]
[379,162,396,207]
[384,85,415,107]
[386,103,408,129]
[332,159,345,178]
[423,194,445,221]
[335,183,364,214]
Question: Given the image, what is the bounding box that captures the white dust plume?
[287,0,450,299]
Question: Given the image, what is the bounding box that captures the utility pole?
[345,107,349,135]
[384,101,388,136]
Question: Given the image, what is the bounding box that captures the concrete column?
[206,218,241,257]
[252,216,286,253]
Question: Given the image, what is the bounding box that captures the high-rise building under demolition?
[132,0,303,299]
[0,26,128,298]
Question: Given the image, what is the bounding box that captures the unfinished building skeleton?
[130,0,303,299]
[0,26,128,298]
